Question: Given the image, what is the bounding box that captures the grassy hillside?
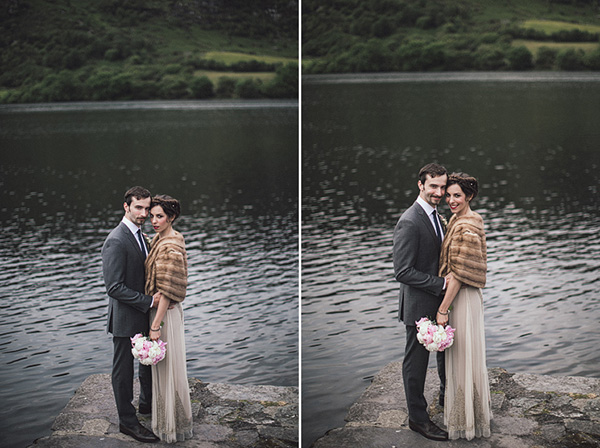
[0,0,298,103]
[302,0,600,74]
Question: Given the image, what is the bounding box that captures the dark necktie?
[432,211,442,246]
[136,229,147,258]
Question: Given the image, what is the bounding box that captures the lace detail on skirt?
[447,385,491,440]
[443,287,492,441]
[151,303,193,443]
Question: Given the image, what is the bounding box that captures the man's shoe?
[439,395,445,407]
[138,404,151,415]
[119,423,159,443]
[409,419,448,441]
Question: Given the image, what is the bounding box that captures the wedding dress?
[444,286,492,440]
[150,302,193,442]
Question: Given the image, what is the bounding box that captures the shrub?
[556,49,585,70]
[584,47,600,70]
[535,46,557,69]
[190,76,214,98]
[507,46,533,70]
[159,78,189,99]
[216,77,236,98]
[104,48,121,61]
[474,45,506,70]
[264,63,298,98]
[235,78,262,99]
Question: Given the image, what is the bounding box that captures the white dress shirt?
[416,196,446,290]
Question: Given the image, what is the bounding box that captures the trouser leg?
[112,336,138,427]
[403,325,431,423]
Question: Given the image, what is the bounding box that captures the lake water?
[0,100,299,448]
[301,73,600,446]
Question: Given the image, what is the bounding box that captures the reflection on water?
[0,101,298,448]
[301,73,600,446]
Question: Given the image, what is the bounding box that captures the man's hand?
[152,292,163,308]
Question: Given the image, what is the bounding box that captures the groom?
[102,186,162,443]
[393,163,450,442]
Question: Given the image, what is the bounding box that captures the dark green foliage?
[536,46,558,69]
[1,0,297,103]
[264,63,298,98]
[235,79,263,99]
[584,47,600,70]
[302,0,600,74]
[190,76,214,99]
[216,77,237,98]
[508,46,533,70]
[556,48,585,70]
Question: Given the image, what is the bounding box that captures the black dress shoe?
[138,404,151,415]
[119,423,159,443]
[409,419,449,441]
[439,395,445,407]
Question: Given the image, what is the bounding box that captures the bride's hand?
[437,310,449,326]
[149,329,161,341]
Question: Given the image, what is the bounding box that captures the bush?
[507,46,533,70]
[235,78,262,99]
[474,45,506,70]
[535,47,558,69]
[264,63,298,98]
[159,78,189,99]
[216,77,236,98]
[556,49,585,70]
[584,47,600,70]
[104,48,121,61]
[190,76,214,98]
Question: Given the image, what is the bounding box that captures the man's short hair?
[124,186,151,206]
[418,163,447,184]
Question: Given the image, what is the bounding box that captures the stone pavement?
[312,362,600,448]
[30,374,298,447]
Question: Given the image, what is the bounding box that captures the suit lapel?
[119,222,146,263]
[414,203,439,246]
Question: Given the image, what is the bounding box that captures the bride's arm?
[149,297,169,341]
[437,274,461,326]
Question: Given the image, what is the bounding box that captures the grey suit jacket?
[393,201,445,326]
[102,222,153,337]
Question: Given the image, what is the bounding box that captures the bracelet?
[437,310,449,315]
[150,327,161,332]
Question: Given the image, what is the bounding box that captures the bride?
[436,172,492,440]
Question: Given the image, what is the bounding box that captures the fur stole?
[145,231,188,303]
[439,211,487,289]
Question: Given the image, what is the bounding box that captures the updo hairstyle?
[151,194,181,222]
[447,172,479,201]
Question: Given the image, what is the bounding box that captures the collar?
[416,196,437,216]
[121,216,141,235]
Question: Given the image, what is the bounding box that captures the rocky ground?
[312,362,600,448]
[30,374,298,448]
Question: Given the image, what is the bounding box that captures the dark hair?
[418,163,447,184]
[124,186,151,206]
[151,194,181,221]
[447,172,479,201]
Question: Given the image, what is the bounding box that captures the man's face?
[418,174,447,208]
[124,196,151,227]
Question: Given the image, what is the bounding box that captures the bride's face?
[445,184,470,216]
[149,205,172,235]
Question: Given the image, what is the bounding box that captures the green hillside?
[302,0,600,74]
[0,0,298,103]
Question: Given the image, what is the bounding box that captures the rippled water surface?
[0,100,298,448]
[302,73,600,446]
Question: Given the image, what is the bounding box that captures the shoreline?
[312,362,600,447]
[30,373,298,447]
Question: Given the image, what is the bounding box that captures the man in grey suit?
[102,186,162,443]
[393,163,450,442]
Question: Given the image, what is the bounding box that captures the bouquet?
[415,317,455,352]
[131,333,167,365]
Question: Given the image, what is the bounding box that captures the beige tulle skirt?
[444,287,492,440]
[150,302,193,443]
